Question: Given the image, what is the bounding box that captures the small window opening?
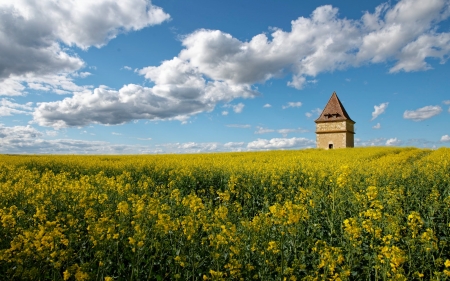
[329,144,333,149]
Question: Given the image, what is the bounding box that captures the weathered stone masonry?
[315,92,355,149]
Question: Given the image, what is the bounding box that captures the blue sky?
[1,0,449,154]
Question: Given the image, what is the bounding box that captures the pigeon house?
[315,92,355,149]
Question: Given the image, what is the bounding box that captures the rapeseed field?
[0,147,449,280]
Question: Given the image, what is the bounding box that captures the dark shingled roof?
[315,92,355,123]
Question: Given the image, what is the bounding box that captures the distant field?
[1,147,449,280]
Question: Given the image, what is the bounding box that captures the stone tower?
[315,92,355,149]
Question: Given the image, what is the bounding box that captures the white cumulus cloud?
[169,0,450,92]
[224,142,245,148]
[0,126,144,154]
[0,98,33,116]
[371,102,389,120]
[282,102,302,109]
[1,74,92,96]
[178,142,218,151]
[441,135,450,142]
[223,103,245,113]
[403,105,442,121]
[0,124,42,139]
[233,103,245,113]
[0,124,318,154]
[373,123,381,129]
[444,100,450,112]
[45,130,59,137]
[386,138,402,146]
[34,59,258,128]
[305,108,322,118]
[356,137,388,147]
[0,0,170,96]
[27,0,450,127]
[255,127,275,134]
[247,137,315,150]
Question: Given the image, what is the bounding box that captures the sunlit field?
[1,147,449,280]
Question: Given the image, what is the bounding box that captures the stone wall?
[316,132,347,149]
[315,120,355,149]
[345,122,354,132]
[345,132,354,147]
[316,121,347,131]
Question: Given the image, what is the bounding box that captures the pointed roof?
[315,92,355,123]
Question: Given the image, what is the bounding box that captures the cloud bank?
[0,124,318,154]
[31,0,450,128]
[33,78,257,128]
[1,123,447,154]
[0,124,131,154]
[176,0,450,90]
[0,0,170,96]
[247,137,315,150]
[0,0,441,127]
